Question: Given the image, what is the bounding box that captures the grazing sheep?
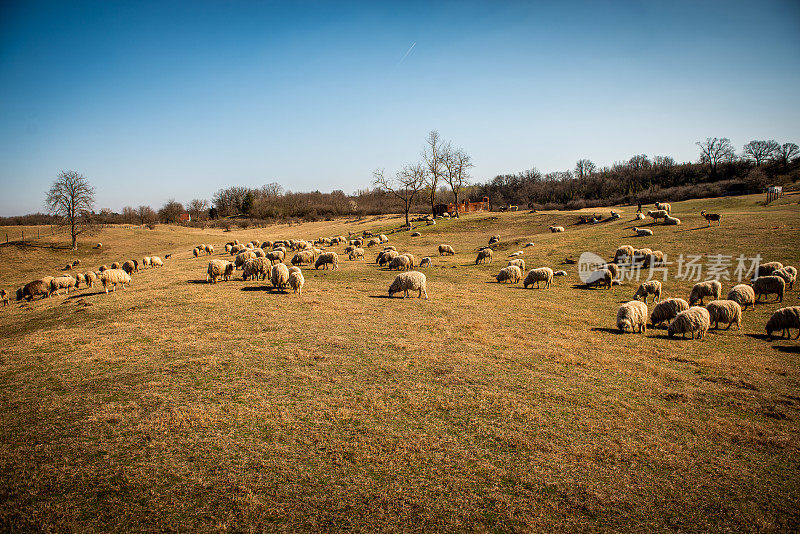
[496,265,522,284]
[400,253,416,268]
[633,280,662,303]
[142,257,152,268]
[554,270,567,277]
[614,245,635,264]
[507,259,526,273]
[383,245,397,252]
[604,263,619,280]
[271,263,290,289]
[633,227,653,237]
[617,301,648,333]
[773,266,796,289]
[475,248,493,265]
[72,259,81,266]
[64,263,72,271]
[242,258,270,281]
[587,268,613,289]
[647,209,668,222]
[509,251,524,258]
[203,244,213,255]
[0,289,8,307]
[706,300,742,330]
[642,250,664,268]
[753,275,785,303]
[378,250,399,267]
[655,202,672,213]
[83,271,98,289]
[439,244,455,256]
[314,252,339,270]
[663,215,681,225]
[20,280,48,301]
[287,265,301,275]
[549,226,565,233]
[650,298,690,327]
[224,244,233,254]
[122,260,137,275]
[230,244,245,255]
[419,257,432,268]
[727,284,756,310]
[151,257,163,267]
[757,261,784,277]
[74,273,86,289]
[524,267,554,289]
[410,232,422,237]
[95,243,102,249]
[100,269,131,293]
[266,250,285,264]
[700,210,721,226]
[288,270,304,294]
[110,262,121,270]
[388,271,428,299]
[349,248,365,261]
[193,247,200,258]
[488,235,500,245]
[235,250,257,269]
[689,280,722,305]
[389,255,412,271]
[609,211,620,220]
[251,248,266,258]
[668,307,711,340]
[765,306,800,339]
[366,237,381,247]
[49,275,76,296]
[207,259,234,283]
[292,251,315,265]
[524,242,535,247]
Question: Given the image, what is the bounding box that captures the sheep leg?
[794,329,800,340]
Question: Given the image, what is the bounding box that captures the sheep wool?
[348,248,365,261]
[772,267,796,290]
[207,260,233,283]
[439,244,455,256]
[389,255,412,271]
[271,263,290,288]
[617,301,648,333]
[614,245,635,264]
[151,256,163,267]
[49,275,77,296]
[663,215,681,225]
[475,248,493,264]
[83,271,98,288]
[288,270,305,294]
[100,269,131,294]
[419,257,432,268]
[0,289,7,306]
[389,271,428,299]
[668,307,711,340]
[122,260,137,275]
[727,284,756,310]
[633,227,653,237]
[655,202,672,213]
[650,298,689,327]
[765,306,800,339]
[633,280,662,303]
[314,252,338,270]
[292,251,315,265]
[706,300,742,330]
[549,226,565,233]
[142,257,152,268]
[753,275,785,303]
[496,265,522,284]
[689,280,722,305]
[647,209,668,221]
[19,280,48,301]
[757,261,783,277]
[524,267,554,289]
[507,259,526,273]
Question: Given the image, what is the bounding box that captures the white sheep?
[488,235,500,244]
[587,268,612,289]
[100,269,131,293]
[706,300,742,330]
[655,202,671,213]
[549,226,565,233]
[288,270,305,294]
[366,237,381,247]
[142,257,152,268]
[235,250,257,269]
[617,301,648,333]
[647,209,668,222]
[773,267,796,290]
[83,271,98,289]
[753,275,785,303]
[389,255,412,271]
[349,248,365,261]
[633,227,653,237]
[507,259,526,273]
[292,251,315,265]
[554,270,567,277]
[650,298,689,327]
[378,250,399,267]
[496,265,522,284]
[524,267,554,289]
[475,248,493,264]
[663,215,681,225]
[49,275,76,296]
[207,260,235,283]
[508,251,524,257]
[757,261,783,277]
[266,250,285,264]
[668,307,710,339]
[242,258,270,281]
[524,242,534,247]
[765,306,800,339]
[379,234,388,243]
[271,263,290,289]
[388,271,428,299]
[151,256,163,267]
[689,280,722,305]
[314,252,338,270]
[614,245,635,264]
[633,280,662,303]
[727,284,756,310]
[634,212,644,220]
[419,257,432,268]
[438,244,455,256]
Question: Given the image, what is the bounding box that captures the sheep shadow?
[367,295,394,299]
[745,333,772,341]
[572,283,611,291]
[187,279,208,284]
[590,327,624,335]
[66,290,106,299]
[241,286,287,294]
[774,345,800,353]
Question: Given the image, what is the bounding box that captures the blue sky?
[1,0,799,216]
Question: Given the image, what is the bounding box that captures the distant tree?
[422,130,446,216]
[121,206,137,224]
[652,155,676,168]
[627,154,650,170]
[774,142,799,168]
[187,199,209,221]
[574,159,596,180]
[261,182,283,197]
[742,140,779,166]
[373,164,426,227]
[696,137,735,176]
[212,186,250,217]
[158,199,185,224]
[45,170,95,250]
[442,145,473,217]
[137,205,157,226]
[241,191,255,216]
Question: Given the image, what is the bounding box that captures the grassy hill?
[1,193,799,532]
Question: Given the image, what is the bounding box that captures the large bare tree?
[775,142,799,168]
[136,205,157,226]
[696,137,735,176]
[742,140,779,166]
[574,159,596,179]
[422,130,445,216]
[45,170,95,250]
[442,145,473,217]
[373,164,426,227]
[187,199,210,221]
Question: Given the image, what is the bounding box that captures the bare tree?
[187,199,209,221]
[373,165,426,227]
[627,154,650,170]
[422,130,445,216]
[652,155,676,168]
[261,182,283,198]
[775,142,799,168]
[696,137,734,176]
[574,159,596,180]
[45,170,95,250]
[121,206,137,224]
[158,199,185,224]
[136,205,157,226]
[742,140,779,166]
[442,146,473,217]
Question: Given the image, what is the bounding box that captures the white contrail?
[399,42,416,64]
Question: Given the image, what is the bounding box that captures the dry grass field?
[1,193,799,532]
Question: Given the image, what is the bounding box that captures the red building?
[447,197,489,214]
